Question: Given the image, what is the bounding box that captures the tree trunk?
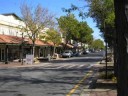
[53,46,56,56]
[32,45,35,56]
[64,40,68,51]
[32,40,35,56]
[114,0,128,95]
[32,41,35,64]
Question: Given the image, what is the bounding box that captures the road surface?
[0,52,102,96]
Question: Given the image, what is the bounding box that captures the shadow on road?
[0,75,87,85]
[52,56,102,64]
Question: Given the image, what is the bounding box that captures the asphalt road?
[0,52,102,96]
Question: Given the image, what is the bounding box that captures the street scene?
[0,0,127,96]
[0,52,101,96]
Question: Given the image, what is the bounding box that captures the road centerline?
[66,71,92,96]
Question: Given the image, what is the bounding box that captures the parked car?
[83,50,90,55]
[73,52,79,57]
[62,50,73,58]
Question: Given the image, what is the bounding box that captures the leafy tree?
[20,3,54,57]
[91,39,104,50]
[65,0,115,47]
[57,14,79,48]
[77,21,93,44]
[86,0,118,84]
[57,14,94,50]
[86,0,115,47]
[45,28,61,56]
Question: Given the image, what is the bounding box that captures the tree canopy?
[57,14,79,43]
[45,28,61,55]
[91,39,105,50]
[57,14,93,47]
[65,0,115,47]
[77,21,93,44]
[86,0,115,47]
[45,29,61,46]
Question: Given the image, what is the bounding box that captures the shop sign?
[26,54,34,64]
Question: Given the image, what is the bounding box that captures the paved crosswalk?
[37,63,91,70]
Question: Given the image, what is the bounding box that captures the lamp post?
[105,37,108,79]
[104,21,108,79]
[21,32,24,65]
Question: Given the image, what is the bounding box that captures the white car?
[62,50,73,58]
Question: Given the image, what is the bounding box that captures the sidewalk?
[0,58,66,68]
[80,61,117,96]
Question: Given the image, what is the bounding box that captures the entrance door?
[0,48,5,61]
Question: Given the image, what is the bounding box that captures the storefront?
[0,34,42,63]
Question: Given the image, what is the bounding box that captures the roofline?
[2,13,22,21]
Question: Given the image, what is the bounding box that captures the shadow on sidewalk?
[84,62,117,96]
[95,79,117,89]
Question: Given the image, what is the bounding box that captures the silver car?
[62,50,73,58]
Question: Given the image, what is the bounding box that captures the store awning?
[60,43,74,48]
[66,44,74,48]
[0,34,22,44]
[27,39,48,46]
[0,34,49,46]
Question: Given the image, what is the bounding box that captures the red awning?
[60,43,74,48]
[0,34,49,46]
[0,34,22,44]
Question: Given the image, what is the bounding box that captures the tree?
[57,14,94,50]
[91,39,104,50]
[20,3,54,57]
[66,0,115,47]
[44,28,61,56]
[86,0,115,45]
[114,0,128,95]
[57,14,79,49]
[77,21,93,45]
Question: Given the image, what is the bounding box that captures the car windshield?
[64,51,70,53]
[64,50,71,53]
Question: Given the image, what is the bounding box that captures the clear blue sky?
[0,0,103,41]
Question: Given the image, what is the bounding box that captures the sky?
[0,0,103,41]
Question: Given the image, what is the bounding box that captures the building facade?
[0,13,76,63]
[0,13,53,63]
